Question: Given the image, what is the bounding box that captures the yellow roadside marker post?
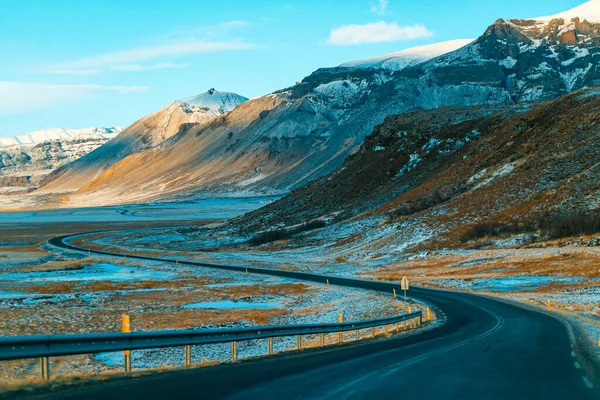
[393,289,397,298]
[426,307,431,321]
[326,279,329,285]
[338,314,343,343]
[408,306,412,313]
[547,300,551,311]
[122,314,131,372]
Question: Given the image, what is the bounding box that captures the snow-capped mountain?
[22,1,600,208]
[36,89,248,195]
[340,39,474,71]
[0,127,121,148]
[0,127,123,190]
[179,89,249,115]
[534,0,600,23]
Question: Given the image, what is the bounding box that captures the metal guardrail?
[0,233,428,380]
[1,311,423,380]
[0,311,422,362]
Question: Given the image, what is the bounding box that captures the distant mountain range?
[0,127,122,192]
[8,1,600,208]
[0,127,121,148]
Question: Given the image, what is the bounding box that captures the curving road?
[45,233,598,399]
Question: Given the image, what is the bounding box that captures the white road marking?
[574,361,581,369]
[571,351,576,357]
[582,376,593,389]
[322,303,505,400]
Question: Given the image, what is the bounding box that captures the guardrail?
[0,311,423,380]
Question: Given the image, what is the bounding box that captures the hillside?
[36,89,248,196]
[223,86,600,254]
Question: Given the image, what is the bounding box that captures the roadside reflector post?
[372,327,376,337]
[385,324,389,335]
[185,345,191,367]
[426,307,431,321]
[338,313,343,343]
[176,260,178,265]
[355,330,359,341]
[393,288,397,298]
[121,313,131,372]
[297,335,302,350]
[320,333,325,347]
[326,279,329,285]
[232,341,238,361]
[268,337,273,355]
[246,268,248,274]
[39,356,49,380]
[547,300,551,311]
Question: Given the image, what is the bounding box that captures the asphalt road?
[45,233,598,399]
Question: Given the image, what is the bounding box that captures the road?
[45,233,598,399]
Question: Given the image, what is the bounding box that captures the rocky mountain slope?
[19,1,600,208]
[210,85,600,254]
[0,127,121,192]
[36,89,248,196]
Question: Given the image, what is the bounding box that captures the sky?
[0,0,587,136]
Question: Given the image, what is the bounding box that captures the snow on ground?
[340,39,474,71]
[0,197,269,223]
[533,0,600,24]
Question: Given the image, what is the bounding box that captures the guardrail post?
[320,333,325,347]
[125,354,131,373]
[268,337,273,355]
[40,357,49,380]
[297,335,302,350]
[232,341,237,361]
[185,345,191,367]
[122,313,131,372]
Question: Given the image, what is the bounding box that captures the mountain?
[36,89,248,196]
[22,2,600,208]
[0,127,121,148]
[220,86,600,253]
[339,39,475,71]
[0,127,122,192]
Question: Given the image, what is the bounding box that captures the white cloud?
[326,21,432,46]
[111,62,190,72]
[42,21,258,75]
[66,40,256,70]
[44,69,100,76]
[0,81,149,117]
[370,0,389,16]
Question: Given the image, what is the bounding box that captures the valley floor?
[2,199,599,387]
[0,201,410,384]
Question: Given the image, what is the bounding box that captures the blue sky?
[0,0,586,136]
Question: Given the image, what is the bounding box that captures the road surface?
[43,233,598,399]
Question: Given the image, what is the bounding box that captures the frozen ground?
[0,199,417,381]
[0,197,270,224]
